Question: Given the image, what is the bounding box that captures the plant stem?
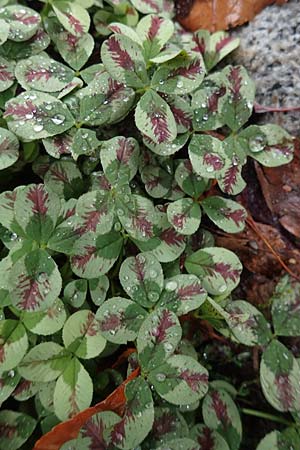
[241,408,294,427]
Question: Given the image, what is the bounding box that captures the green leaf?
[53,357,93,420]
[202,196,247,233]
[225,300,272,346]
[256,429,300,450]
[110,377,154,449]
[130,0,174,16]
[70,231,123,279]
[0,320,28,373]
[19,342,71,382]
[89,276,109,306]
[101,33,148,88]
[0,5,40,42]
[185,247,242,295]
[156,438,200,450]
[4,91,75,140]
[53,2,90,37]
[136,14,174,60]
[63,310,106,359]
[12,379,40,402]
[157,274,207,316]
[152,53,205,95]
[202,388,242,450]
[0,19,9,46]
[78,411,121,449]
[137,308,182,371]
[0,370,20,406]
[271,276,300,337]
[72,128,100,158]
[97,297,147,344]
[0,410,36,450]
[175,159,208,198]
[9,249,62,312]
[0,57,15,92]
[100,136,139,185]
[22,298,66,335]
[64,279,87,308]
[143,132,189,156]
[167,198,201,235]
[0,27,50,60]
[135,89,177,145]
[148,354,209,405]
[0,127,19,170]
[260,340,300,412]
[189,134,228,179]
[191,424,230,450]
[14,184,60,243]
[119,252,164,307]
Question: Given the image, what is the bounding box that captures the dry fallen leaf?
[177,0,288,32]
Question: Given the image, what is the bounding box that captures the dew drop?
[51,114,65,125]
[165,280,177,291]
[33,124,44,132]
[155,372,166,382]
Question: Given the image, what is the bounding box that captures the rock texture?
[232,0,300,135]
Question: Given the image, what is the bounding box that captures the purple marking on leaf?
[52,134,72,155]
[216,36,234,52]
[145,175,160,191]
[106,78,126,103]
[98,175,111,191]
[0,138,11,154]
[111,418,126,446]
[191,34,206,54]
[222,165,239,194]
[147,16,163,40]
[16,274,44,310]
[64,206,76,220]
[197,426,215,450]
[80,311,99,337]
[177,282,205,300]
[274,373,294,410]
[160,228,185,247]
[220,208,246,226]
[203,153,224,170]
[13,11,39,25]
[214,262,239,282]
[0,65,14,82]
[69,390,79,417]
[169,60,203,80]
[132,208,153,237]
[65,33,79,51]
[229,307,256,328]
[132,255,146,282]
[141,0,160,12]
[13,380,32,397]
[107,36,135,70]
[207,87,226,113]
[148,104,172,144]
[172,213,186,230]
[47,305,61,319]
[3,191,16,211]
[25,68,51,82]
[81,417,107,450]
[211,390,230,428]
[116,138,134,164]
[179,369,208,391]
[71,245,96,270]
[184,160,193,172]
[228,67,242,102]
[26,185,49,216]
[4,100,36,119]
[79,207,107,234]
[153,411,176,438]
[49,165,69,183]
[0,345,5,363]
[0,423,17,439]
[109,25,122,34]
[170,104,192,130]
[265,142,293,157]
[152,309,176,343]
[66,13,84,36]
[100,312,123,332]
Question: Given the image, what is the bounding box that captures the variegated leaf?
[107,23,141,44]
[137,308,181,371]
[0,370,20,407]
[14,184,60,243]
[152,53,205,95]
[185,247,242,295]
[175,160,208,198]
[165,95,193,133]
[70,231,123,279]
[89,276,109,306]
[136,14,174,60]
[149,354,209,405]
[72,128,100,158]
[0,5,40,42]
[146,406,189,447]
[53,357,93,421]
[189,134,229,179]
[0,410,36,450]
[0,27,50,61]
[0,320,28,373]
[157,274,207,316]
[97,297,147,344]
[217,161,246,195]
[131,0,174,16]
[19,342,71,382]
[135,89,177,145]
[44,160,84,200]
[141,164,172,198]
[75,190,114,236]
[225,300,272,346]
[202,388,242,450]
[260,340,300,412]
[9,250,62,312]
[167,198,201,235]
[42,130,74,159]
[15,53,74,93]
[0,56,15,92]
[202,196,247,233]
[119,252,164,307]
[256,429,300,450]
[190,424,230,450]
[12,379,40,401]
[53,2,90,37]
[110,377,154,450]
[143,132,189,156]
[78,411,121,449]
[22,298,66,335]
[63,310,106,359]
[100,136,139,185]
[0,128,19,170]
[101,34,148,88]
[271,276,300,337]
[64,279,87,308]
[4,91,75,140]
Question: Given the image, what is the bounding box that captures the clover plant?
[0,1,298,449]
